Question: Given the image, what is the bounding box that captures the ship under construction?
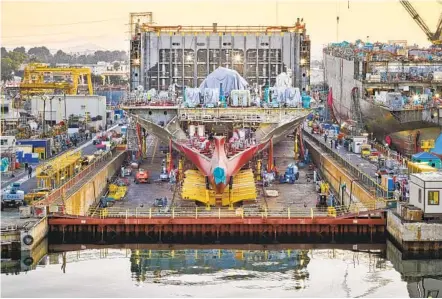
[125,12,313,208]
[323,41,442,156]
[129,12,311,92]
[323,1,442,156]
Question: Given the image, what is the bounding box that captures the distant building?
[30,95,107,129]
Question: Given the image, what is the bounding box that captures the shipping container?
[16,139,52,160]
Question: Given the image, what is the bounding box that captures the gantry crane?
[399,0,442,45]
[20,63,93,96]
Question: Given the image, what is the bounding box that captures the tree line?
[1,46,128,81]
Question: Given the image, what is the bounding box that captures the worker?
[330,139,333,148]
[28,165,33,179]
[324,133,328,143]
[24,162,28,171]
[334,139,338,149]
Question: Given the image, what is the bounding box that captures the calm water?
[1,240,441,298]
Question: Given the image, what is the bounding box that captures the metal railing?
[50,202,387,220]
[0,225,18,232]
[303,129,392,201]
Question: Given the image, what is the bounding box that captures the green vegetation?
[1,46,128,81]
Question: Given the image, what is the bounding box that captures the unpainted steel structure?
[129,13,311,92]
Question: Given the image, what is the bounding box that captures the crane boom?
[399,0,434,41]
[435,13,442,41]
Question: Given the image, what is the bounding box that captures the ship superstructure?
[323,41,442,155]
[129,13,311,93]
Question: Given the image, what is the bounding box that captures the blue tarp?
[412,152,440,160]
[431,133,442,156]
[412,151,442,169]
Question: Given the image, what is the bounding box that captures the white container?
[189,125,196,137]
[19,206,32,219]
[197,125,205,137]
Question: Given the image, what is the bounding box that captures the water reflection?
[1,240,442,298]
[129,249,310,287]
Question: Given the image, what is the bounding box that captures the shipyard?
[1,1,442,298]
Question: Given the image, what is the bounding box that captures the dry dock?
[47,139,386,244]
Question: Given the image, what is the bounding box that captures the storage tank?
[189,125,196,137]
[197,125,205,137]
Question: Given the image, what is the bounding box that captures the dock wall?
[387,210,442,252]
[20,216,48,251]
[63,151,127,216]
[304,133,377,209]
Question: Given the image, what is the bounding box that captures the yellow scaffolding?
[20,63,93,95]
[181,169,257,207]
[36,150,82,189]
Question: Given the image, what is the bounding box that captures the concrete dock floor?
[103,139,318,213]
[305,128,379,178]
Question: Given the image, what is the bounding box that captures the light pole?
[42,95,47,136]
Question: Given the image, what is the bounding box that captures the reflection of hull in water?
[130,249,310,274]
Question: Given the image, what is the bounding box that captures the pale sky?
[1,0,441,59]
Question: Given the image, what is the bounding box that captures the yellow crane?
[399,0,442,46]
[20,63,93,95]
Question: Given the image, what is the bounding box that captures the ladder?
[351,87,364,135]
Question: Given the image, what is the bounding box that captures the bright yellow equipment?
[420,139,435,152]
[36,150,82,189]
[20,63,93,95]
[361,144,371,158]
[407,161,437,174]
[107,184,127,200]
[181,169,256,207]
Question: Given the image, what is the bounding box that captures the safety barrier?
[51,203,383,220]
[303,129,392,201]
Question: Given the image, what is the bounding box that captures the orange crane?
[399,0,442,45]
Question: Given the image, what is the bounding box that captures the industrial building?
[30,95,107,129]
[129,12,311,92]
